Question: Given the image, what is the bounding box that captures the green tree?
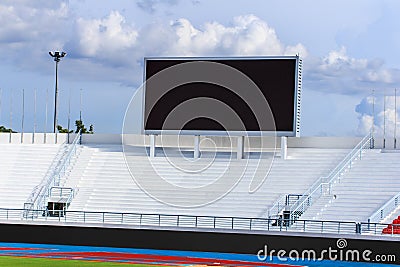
[0,125,16,133]
[56,125,73,133]
[75,120,94,134]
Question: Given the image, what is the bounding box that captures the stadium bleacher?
[63,144,348,218]
[298,149,400,222]
[382,216,400,235]
[1,133,399,236]
[0,143,62,209]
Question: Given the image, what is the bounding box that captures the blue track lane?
[0,242,397,266]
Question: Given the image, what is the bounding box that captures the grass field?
[0,256,176,267]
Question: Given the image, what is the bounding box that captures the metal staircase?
[23,132,81,218]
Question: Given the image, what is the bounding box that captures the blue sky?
[0,0,399,136]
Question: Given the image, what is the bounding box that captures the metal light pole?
[49,51,66,133]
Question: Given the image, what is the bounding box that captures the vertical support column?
[150,134,156,158]
[281,136,287,160]
[194,135,200,159]
[237,136,244,160]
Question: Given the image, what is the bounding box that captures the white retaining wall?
[0,133,79,144]
[2,132,391,150]
[81,134,364,149]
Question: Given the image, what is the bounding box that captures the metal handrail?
[1,207,398,236]
[267,194,287,218]
[267,194,305,218]
[23,132,81,215]
[289,133,373,221]
[54,132,82,186]
[49,186,75,200]
[369,192,400,223]
[323,133,373,184]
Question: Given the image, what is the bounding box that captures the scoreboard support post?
[150,134,156,158]
[281,136,287,160]
[237,136,244,159]
[194,135,200,159]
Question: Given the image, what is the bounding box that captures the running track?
[0,243,395,266]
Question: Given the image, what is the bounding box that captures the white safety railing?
[289,133,374,222]
[2,207,398,236]
[369,192,400,223]
[49,186,76,202]
[267,194,287,218]
[267,194,304,218]
[23,132,81,218]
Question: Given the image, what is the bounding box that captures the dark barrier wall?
[0,223,399,264]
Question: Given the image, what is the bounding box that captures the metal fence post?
[355,223,361,234]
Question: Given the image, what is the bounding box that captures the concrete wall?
[0,133,70,144]
[81,134,366,149]
[287,137,363,148]
[1,132,387,150]
[81,134,122,144]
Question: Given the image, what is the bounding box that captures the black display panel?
[144,57,299,134]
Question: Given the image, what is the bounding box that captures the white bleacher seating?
[0,144,62,209]
[65,145,349,219]
[299,149,400,222]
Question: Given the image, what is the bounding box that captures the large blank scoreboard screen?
[144,56,301,136]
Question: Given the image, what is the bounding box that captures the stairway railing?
[267,194,287,218]
[267,194,304,218]
[369,192,400,223]
[23,132,81,218]
[288,132,374,223]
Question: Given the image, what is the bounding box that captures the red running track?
[0,246,302,266]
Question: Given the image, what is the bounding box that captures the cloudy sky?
[0,0,399,136]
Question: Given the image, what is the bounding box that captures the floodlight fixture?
[49,51,67,133]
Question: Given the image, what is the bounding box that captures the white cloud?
[166,15,307,57]
[305,47,400,95]
[364,69,393,84]
[356,94,400,137]
[62,13,308,85]
[0,0,70,74]
[357,114,374,136]
[72,11,138,59]
[62,12,399,92]
[0,1,398,95]
[69,13,307,61]
[0,1,68,44]
[136,0,179,14]
[319,47,368,72]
